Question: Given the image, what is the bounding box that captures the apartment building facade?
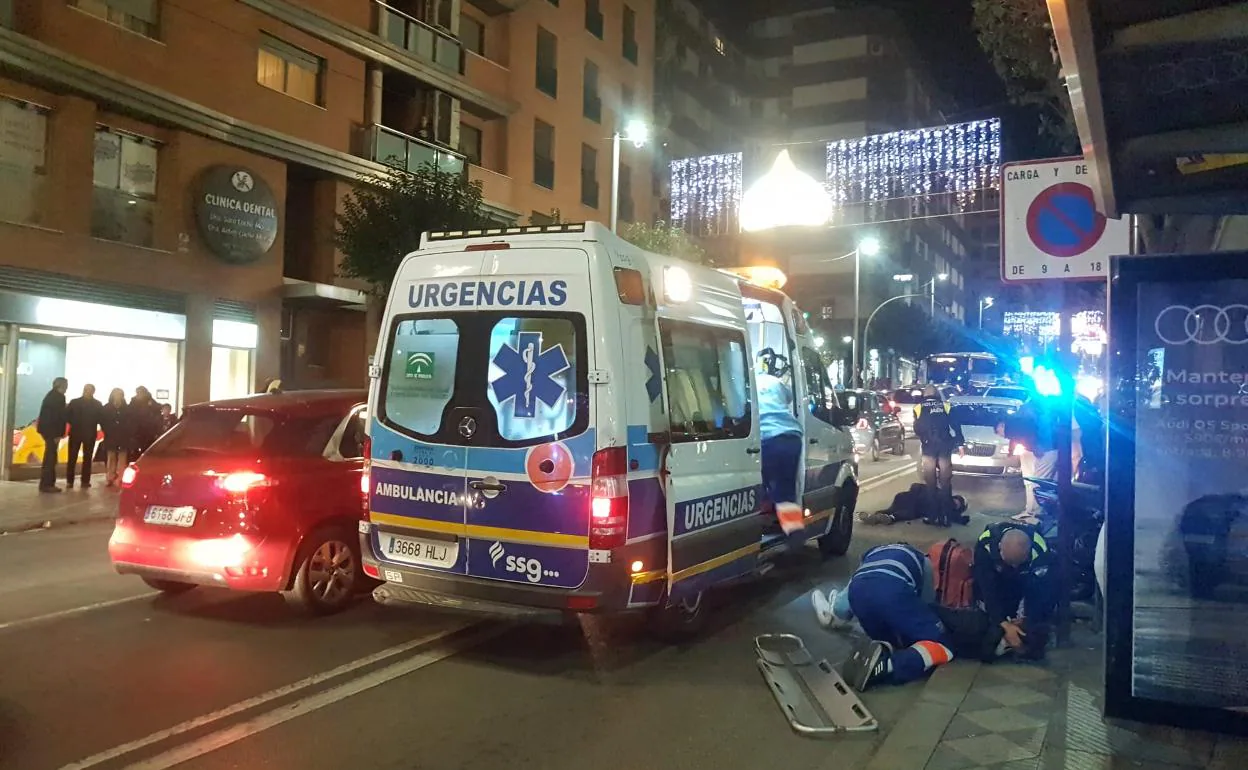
[0,0,653,477]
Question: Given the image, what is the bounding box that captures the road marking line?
[860,462,918,491]
[118,624,503,770]
[0,593,157,634]
[59,621,480,770]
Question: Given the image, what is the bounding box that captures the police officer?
[812,543,955,692]
[973,521,1056,659]
[913,385,965,526]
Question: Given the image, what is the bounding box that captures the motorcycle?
[1029,472,1103,603]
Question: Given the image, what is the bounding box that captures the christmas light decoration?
[669,152,743,237]
[825,118,1001,221]
[1002,310,1106,356]
[740,150,832,232]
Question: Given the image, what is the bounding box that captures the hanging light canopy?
[740,150,833,232]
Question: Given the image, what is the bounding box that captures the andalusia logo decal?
[404,351,436,380]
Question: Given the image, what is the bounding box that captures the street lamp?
[610,119,648,232]
[979,296,995,329]
[814,335,826,349]
[931,272,949,316]
[850,235,881,387]
[841,335,853,345]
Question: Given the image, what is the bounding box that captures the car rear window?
[892,390,921,404]
[951,404,1017,427]
[380,311,588,448]
[146,410,342,458]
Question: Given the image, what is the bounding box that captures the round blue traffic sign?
[1025,182,1107,258]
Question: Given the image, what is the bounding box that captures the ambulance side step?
[755,634,879,737]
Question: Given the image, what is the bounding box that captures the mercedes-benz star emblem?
[458,416,478,438]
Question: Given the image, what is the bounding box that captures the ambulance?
[360,222,859,637]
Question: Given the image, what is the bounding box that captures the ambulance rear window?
[379,312,589,447]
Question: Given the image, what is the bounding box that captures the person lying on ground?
[861,482,970,526]
[972,522,1056,660]
[811,543,955,692]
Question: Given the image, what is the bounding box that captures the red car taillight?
[589,447,628,550]
[120,464,138,488]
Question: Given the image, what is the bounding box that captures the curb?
[0,511,117,536]
[862,660,983,770]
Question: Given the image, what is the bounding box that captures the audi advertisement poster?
[1107,253,1248,732]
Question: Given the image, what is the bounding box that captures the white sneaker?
[812,589,851,630]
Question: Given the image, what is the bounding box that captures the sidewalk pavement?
[0,479,118,534]
[862,625,1248,770]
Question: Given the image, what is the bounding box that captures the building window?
[585,0,603,39]
[460,14,484,56]
[257,34,323,106]
[622,5,638,63]
[580,144,598,209]
[618,164,633,222]
[620,84,634,119]
[92,127,158,248]
[536,27,557,97]
[583,60,601,123]
[460,123,482,166]
[0,97,49,227]
[71,0,159,39]
[534,119,554,189]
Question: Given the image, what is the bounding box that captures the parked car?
[108,390,370,614]
[13,421,104,465]
[841,389,906,461]
[888,387,925,433]
[947,396,1024,477]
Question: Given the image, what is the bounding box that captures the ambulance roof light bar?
[425,223,588,242]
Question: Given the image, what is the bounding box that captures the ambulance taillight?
[590,447,628,549]
[360,434,372,519]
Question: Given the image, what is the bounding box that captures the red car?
[108,390,370,614]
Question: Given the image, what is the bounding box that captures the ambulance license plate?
[380,533,458,569]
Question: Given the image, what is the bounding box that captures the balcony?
[469,164,514,209]
[463,52,510,112]
[371,124,466,175]
[464,0,525,16]
[374,1,462,75]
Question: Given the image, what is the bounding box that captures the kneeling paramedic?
[811,543,954,692]
[974,522,1056,659]
[914,386,965,527]
[757,350,804,534]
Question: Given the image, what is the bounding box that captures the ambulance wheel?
[818,486,857,558]
[647,591,707,643]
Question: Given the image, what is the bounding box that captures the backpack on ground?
[928,539,974,608]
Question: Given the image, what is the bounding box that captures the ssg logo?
[488,541,561,584]
[405,351,435,380]
[491,332,570,419]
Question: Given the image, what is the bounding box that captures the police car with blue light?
[359,222,859,638]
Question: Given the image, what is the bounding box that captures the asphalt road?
[0,442,1024,770]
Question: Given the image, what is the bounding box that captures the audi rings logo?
[1155,304,1248,345]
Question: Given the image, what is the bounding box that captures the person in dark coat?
[65,384,104,489]
[101,388,133,487]
[37,377,69,493]
[129,386,162,458]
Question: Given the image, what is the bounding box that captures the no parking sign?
[1001,157,1129,282]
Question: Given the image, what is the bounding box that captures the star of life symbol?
[490,332,570,419]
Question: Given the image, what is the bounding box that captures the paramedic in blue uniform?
[756,351,804,535]
[811,543,955,692]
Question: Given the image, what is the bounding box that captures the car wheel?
[285,527,361,616]
[818,484,857,558]
[142,577,196,595]
[893,434,907,455]
[871,439,881,462]
[647,590,707,643]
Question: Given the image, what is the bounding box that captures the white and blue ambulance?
[360,222,859,636]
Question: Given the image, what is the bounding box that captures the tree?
[335,162,493,295]
[619,220,711,265]
[971,0,1078,155]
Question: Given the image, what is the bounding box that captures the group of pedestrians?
[36,378,174,493]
